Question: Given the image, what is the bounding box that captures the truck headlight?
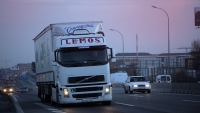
[145,84,150,87]
[134,85,138,87]
[105,86,110,95]
[63,88,69,97]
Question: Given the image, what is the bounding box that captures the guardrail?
[0,91,16,113]
[151,83,200,94]
[112,83,200,94]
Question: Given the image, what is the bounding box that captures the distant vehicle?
[3,86,14,93]
[19,86,28,93]
[124,76,151,93]
[155,75,171,83]
[111,72,128,84]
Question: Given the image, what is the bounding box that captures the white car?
[123,76,151,93]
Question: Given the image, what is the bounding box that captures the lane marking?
[35,103,67,113]
[115,102,134,106]
[45,108,59,110]
[129,95,144,97]
[182,100,200,103]
[13,95,19,98]
[52,111,66,113]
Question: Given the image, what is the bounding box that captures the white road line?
[182,100,200,103]
[51,111,65,113]
[35,103,67,113]
[13,95,19,98]
[129,95,144,97]
[45,108,59,110]
[115,102,134,106]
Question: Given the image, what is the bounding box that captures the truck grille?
[68,75,104,84]
[72,93,102,98]
[72,87,103,92]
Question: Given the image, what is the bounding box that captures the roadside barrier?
[188,83,200,94]
[112,83,200,94]
[170,83,190,93]
[152,83,172,93]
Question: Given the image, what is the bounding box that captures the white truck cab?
[33,21,115,106]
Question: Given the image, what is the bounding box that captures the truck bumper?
[59,85,112,104]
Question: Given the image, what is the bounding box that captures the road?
[10,89,200,113]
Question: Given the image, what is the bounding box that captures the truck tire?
[56,88,62,107]
[51,95,56,105]
[102,101,111,105]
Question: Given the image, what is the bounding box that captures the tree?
[31,62,36,73]
[190,39,200,70]
[190,39,200,58]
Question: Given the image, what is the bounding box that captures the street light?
[110,29,125,72]
[152,6,170,75]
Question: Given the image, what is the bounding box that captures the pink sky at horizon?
[0,0,199,68]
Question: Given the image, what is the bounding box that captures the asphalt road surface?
[9,89,200,113]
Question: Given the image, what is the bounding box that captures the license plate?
[82,99,93,103]
[138,87,145,89]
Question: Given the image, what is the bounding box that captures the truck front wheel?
[102,101,111,105]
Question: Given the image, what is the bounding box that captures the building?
[111,52,197,82]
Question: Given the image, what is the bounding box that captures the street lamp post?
[110,29,125,72]
[152,6,170,75]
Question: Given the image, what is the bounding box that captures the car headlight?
[145,84,150,87]
[105,86,110,95]
[134,85,138,87]
[3,89,7,92]
[63,88,69,97]
[10,89,13,91]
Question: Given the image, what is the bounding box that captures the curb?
[10,95,24,113]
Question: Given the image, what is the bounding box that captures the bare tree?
[190,39,200,58]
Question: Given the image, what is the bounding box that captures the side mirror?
[111,48,115,58]
[111,58,116,62]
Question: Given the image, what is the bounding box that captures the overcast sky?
[0,0,200,68]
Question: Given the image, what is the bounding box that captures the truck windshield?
[60,46,108,67]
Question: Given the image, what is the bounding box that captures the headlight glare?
[63,88,69,97]
[134,85,138,87]
[105,86,110,95]
[145,84,150,87]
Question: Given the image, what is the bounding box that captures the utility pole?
[177,47,192,58]
[0,60,11,68]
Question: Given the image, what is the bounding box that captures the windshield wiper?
[76,75,97,83]
[63,61,82,66]
[85,60,103,65]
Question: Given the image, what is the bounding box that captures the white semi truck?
[33,21,115,106]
